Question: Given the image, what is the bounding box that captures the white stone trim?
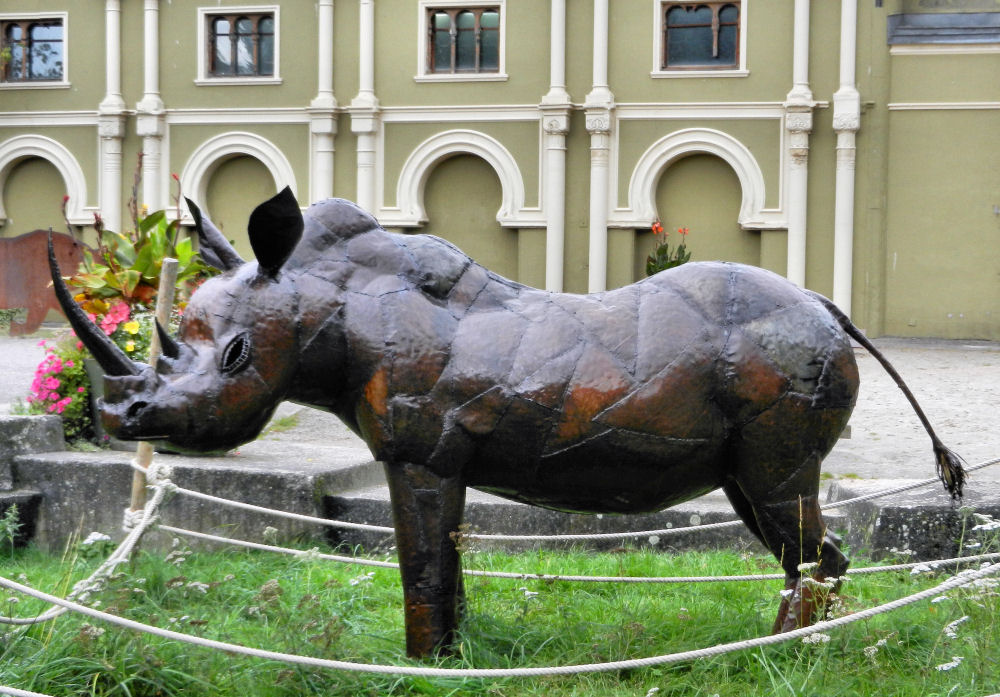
[195,5,281,86]
[890,43,1000,56]
[650,0,749,78]
[380,129,540,228]
[415,0,507,82]
[178,131,297,222]
[165,108,310,124]
[888,102,1000,111]
[0,134,89,225]
[618,128,768,230]
[0,11,70,89]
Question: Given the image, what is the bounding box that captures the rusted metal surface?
[53,189,962,657]
[1,230,85,335]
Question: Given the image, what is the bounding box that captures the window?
[660,2,740,71]
[196,7,279,85]
[417,2,505,81]
[208,13,273,76]
[1,18,64,83]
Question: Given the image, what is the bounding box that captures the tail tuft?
[934,442,966,500]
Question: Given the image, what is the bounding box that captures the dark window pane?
[259,17,274,34]
[213,25,233,76]
[236,17,253,34]
[29,42,62,79]
[480,10,499,29]
[719,4,739,23]
[667,5,712,27]
[667,25,714,65]
[236,31,254,74]
[481,28,499,70]
[718,24,737,64]
[455,11,476,71]
[6,24,22,41]
[259,33,274,75]
[7,42,24,80]
[432,12,451,72]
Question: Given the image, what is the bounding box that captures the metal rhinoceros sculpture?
[50,188,964,657]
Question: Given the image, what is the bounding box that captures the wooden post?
[129,257,179,512]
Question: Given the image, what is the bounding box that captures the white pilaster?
[349,0,380,212]
[99,0,126,232]
[309,0,338,202]
[783,0,813,288]
[832,0,861,317]
[137,0,166,211]
[585,0,614,293]
[541,0,570,292]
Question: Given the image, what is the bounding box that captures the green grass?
[1,536,998,697]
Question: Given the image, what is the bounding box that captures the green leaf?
[138,209,166,235]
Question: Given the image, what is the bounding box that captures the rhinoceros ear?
[248,186,303,278]
[185,197,245,272]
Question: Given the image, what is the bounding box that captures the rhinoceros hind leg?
[384,462,467,658]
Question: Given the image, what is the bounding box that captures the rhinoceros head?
[50,188,308,453]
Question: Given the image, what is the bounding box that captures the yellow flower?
[125,341,135,352]
[123,321,140,334]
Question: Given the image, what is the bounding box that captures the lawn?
[1,524,999,696]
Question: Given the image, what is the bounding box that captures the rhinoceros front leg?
[384,462,467,658]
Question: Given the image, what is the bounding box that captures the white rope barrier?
[140,456,1000,544]
[160,523,1000,584]
[1,560,998,678]
[0,482,168,626]
[0,686,54,697]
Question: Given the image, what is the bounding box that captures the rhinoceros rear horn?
[248,186,303,278]
[47,233,140,377]
[185,197,245,272]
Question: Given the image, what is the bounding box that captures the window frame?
[652,1,748,78]
[416,0,507,82]
[196,5,280,86]
[0,12,69,90]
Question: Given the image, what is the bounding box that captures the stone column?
[309,0,338,203]
[137,0,166,212]
[98,0,126,233]
[585,0,614,293]
[349,0,380,212]
[540,0,570,292]
[832,0,861,317]
[783,0,813,288]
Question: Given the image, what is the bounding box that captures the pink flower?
[44,377,60,390]
[76,341,84,350]
[78,386,86,393]
[65,360,74,368]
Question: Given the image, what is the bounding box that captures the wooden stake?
[129,258,179,513]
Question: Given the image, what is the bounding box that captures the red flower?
[171,173,180,182]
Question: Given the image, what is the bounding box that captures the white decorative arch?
[394,129,527,227]
[0,135,89,225]
[627,128,768,229]
[179,132,298,220]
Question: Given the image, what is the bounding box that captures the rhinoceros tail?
[807,290,966,499]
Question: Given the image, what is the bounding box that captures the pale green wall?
[420,154,519,280]
[205,155,277,260]
[884,109,1000,339]
[381,120,540,209]
[0,156,63,237]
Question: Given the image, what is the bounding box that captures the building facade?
[0,0,998,339]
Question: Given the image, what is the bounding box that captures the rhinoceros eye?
[220,332,252,376]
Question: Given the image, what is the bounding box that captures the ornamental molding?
[0,134,89,224]
[622,127,768,230]
[178,131,298,222]
[382,128,543,228]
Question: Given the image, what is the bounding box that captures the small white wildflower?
[79,623,105,638]
[5,597,18,605]
[932,595,951,604]
[262,526,279,541]
[910,563,933,576]
[965,542,982,549]
[863,645,879,659]
[186,581,210,594]
[943,615,970,639]
[349,571,375,586]
[648,535,660,546]
[971,514,1000,531]
[779,588,795,599]
[300,547,321,561]
[82,531,111,546]
[801,632,831,645]
[644,689,661,697]
[797,562,819,574]
[934,656,964,671]
[519,587,539,599]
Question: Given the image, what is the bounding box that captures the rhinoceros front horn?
[47,233,141,377]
